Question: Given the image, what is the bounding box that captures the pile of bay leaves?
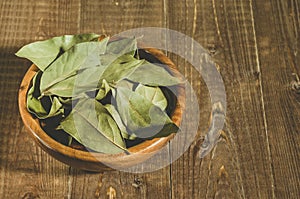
[16,33,182,154]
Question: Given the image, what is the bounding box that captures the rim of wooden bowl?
[18,46,185,165]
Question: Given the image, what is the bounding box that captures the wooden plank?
[78,0,165,35]
[69,169,171,199]
[167,0,278,198]
[0,0,80,198]
[252,0,300,198]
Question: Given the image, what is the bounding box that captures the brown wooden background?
[0,0,299,198]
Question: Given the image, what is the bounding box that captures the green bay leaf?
[60,98,127,154]
[40,39,109,96]
[40,51,142,98]
[27,71,64,119]
[127,62,182,86]
[41,66,104,97]
[95,79,111,100]
[27,72,47,117]
[104,104,136,140]
[115,86,178,138]
[135,84,167,111]
[16,33,100,71]
[57,114,82,143]
[100,54,144,84]
[106,37,137,56]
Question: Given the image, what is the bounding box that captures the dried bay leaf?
[133,121,179,139]
[47,97,64,117]
[16,33,100,71]
[41,54,143,97]
[95,79,111,100]
[57,96,73,105]
[40,39,109,96]
[106,37,137,56]
[104,104,136,140]
[60,98,127,154]
[95,77,136,101]
[115,87,178,138]
[115,79,136,90]
[135,84,167,111]
[56,115,82,143]
[127,62,182,86]
[100,54,144,84]
[27,71,64,119]
[41,66,103,97]
[27,72,48,117]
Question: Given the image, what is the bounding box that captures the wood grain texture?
[0,0,299,198]
[0,1,75,198]
[253,0,300,198]
[168,0,299,199]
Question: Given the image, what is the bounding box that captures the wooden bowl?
[18,47,185,172]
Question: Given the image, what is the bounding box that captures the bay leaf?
[115,79,135,90]
[41,66,103,97]
[47,96,64,117]
[16,33,100,71]
[57,96,73,105]
[27,94,64,119]
[95,79,111,100]
[132,122,179,139]
[104,104,136,140]
[57,114,82,143]
[115,86,178,138]
[100,54,144,84]
[106,37,137,56]
[27,71,64,119]
[27,72,47,117]
[135,84,167,111]
[41,54,142,97]
[60,98,127,154]
[40,39,109,96]
[97,37,137,67]
[127,62,182,86]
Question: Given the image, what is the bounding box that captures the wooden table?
[0,0,299,198]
